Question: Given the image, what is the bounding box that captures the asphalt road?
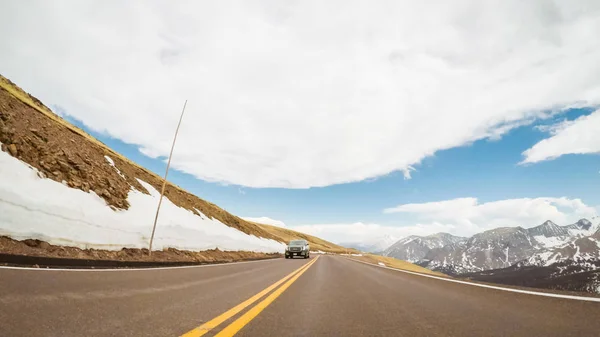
[1,255,600,337]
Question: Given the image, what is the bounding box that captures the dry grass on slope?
[0,74,296,243]
[349,254,448,277]
[251,222,359,254]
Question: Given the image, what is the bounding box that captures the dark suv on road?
[285,239,310,259]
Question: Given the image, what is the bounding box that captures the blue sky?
[3,1,600,244]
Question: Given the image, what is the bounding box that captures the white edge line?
[344,257,600,303]
[0,257,282,272]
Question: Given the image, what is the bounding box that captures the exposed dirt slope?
[0,236,279,264]
[0,74,349,252]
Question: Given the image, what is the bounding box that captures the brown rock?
[101,189,112,198]
[0,144,6,152]
[58,160,70,171]
[22,239,39,247]
[1,126,14,136]
[7,144,17,156]
[52,171,61,176]
[38,241,50,250]
[40,161,52,171]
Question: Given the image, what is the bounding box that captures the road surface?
[1,255,599,336]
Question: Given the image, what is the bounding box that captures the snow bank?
[0,150,285,253]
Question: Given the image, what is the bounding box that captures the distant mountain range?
[379,218,600,292]
[341,235,399,253]
[382,233,466,262]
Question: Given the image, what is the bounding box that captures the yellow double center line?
[182,256,319,337]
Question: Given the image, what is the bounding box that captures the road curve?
[2,255,600,336]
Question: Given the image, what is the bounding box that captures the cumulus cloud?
[243,216,287,228]
[2,1,600,188]
[384,197,598,236]
[522,109,600,164]
[261,196,598,244]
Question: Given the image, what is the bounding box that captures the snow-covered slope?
[0,148,285,253]
[564,219,598,237]
[422,227,537,273]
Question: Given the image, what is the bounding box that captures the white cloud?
[2,1,600,188]
[289,222,455,245]
[384,197,598,236]
[243,216,287,228]
[522,109,600,164]
[259,196,598,244]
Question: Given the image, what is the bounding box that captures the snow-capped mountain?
[528,220,569,237]
[382,233,466,262]
[341,235,399,253]
[422,227,538,273]
[384,219,600,275]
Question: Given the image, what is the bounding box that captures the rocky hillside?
[460,258,600,295]
[0,74,352,254]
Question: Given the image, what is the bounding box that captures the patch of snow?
[591,238,600,250]
[378,262,386,267]
[351,253,363,257]
[574,244,581,261]
[104,155,126,180]
[533,235,569,248]
[544,253,561,266]
[399,236,418,245]
[104,155,115,166]
[0,150,285,253]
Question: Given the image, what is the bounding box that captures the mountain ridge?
[383,218,600,275]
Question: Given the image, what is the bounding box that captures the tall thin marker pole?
[149,100,188,255]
